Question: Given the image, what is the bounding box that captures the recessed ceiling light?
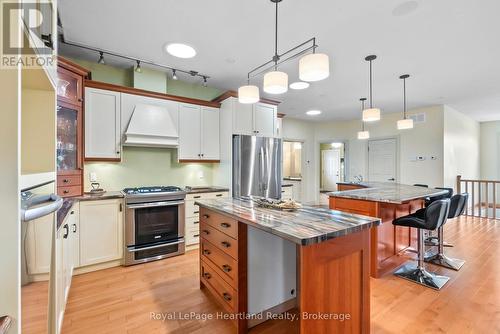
[306,110,321,116]
[392,1,419,17]
[290,81,310,90]
[165,43,196,58]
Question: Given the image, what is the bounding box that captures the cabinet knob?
[222,292,232,301]
[116,151,120,154]
[222,264,232,273]
[203,249,211,255]
[63,190,69,194]
[70,210,74,215]
[220,222,231,229]
[78,98,83,102]
[203,272,211,279]
[72,224,77,233]
[202,230,210,235]
[63,179,69,183]
[221,241,231,248]
[203,214,210,219]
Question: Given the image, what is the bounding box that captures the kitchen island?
[329,182,448,278]
[195,197,380,334]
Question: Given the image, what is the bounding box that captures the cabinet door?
[79,199,123,266]
[25,213,54,274]
[233,102,254,135]
[179,104,201,160]
[57,67,83,107]
[253,103,276,137]
[84,88,121,160]
[67,204,80,269]
[201,107,220,160]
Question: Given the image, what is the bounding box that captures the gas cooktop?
[122,186,186,203]
[122,186,183,195]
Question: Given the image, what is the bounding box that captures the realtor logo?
[1,0,55,68]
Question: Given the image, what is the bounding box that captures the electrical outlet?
[89,172,97,182]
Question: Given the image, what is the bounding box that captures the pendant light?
[358,98,370,140]
[299,52,330,82]
[397,74,414,130]
[363,55,381,122]
[238,82,260,104]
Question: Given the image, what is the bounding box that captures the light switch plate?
[89,172,97,182]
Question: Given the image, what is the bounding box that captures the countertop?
[195,198,380,246]
[185,186,229,194]
[329,182,448,204]
[282,183,293,187]
[283,177,302,181]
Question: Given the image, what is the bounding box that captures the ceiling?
[58,0,500,122]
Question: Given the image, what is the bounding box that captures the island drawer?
[201,239,238,287]
[200,221,238,260]
[200,208,238,239]
[201,259,236,312]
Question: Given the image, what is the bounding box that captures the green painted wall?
[66,56,224,190]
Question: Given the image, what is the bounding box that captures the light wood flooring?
[22,216,500,333]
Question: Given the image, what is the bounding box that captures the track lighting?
[202,76,208,87]
[135,60,142,73]
[97,51,105,64]
[172,69,178,80]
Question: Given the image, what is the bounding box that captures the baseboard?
[248,297,297,328]
[186,244,200,251]
[73,260,122,275]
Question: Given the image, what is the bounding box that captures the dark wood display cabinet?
[56,58,90,197]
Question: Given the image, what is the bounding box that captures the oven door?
[125,200,185,247]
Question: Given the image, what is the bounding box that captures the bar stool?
[392,199,451,290]
[425,193,469,270]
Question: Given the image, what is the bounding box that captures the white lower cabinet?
[281,186,293,200]
[79,199,123,266]
[185,191,229,245]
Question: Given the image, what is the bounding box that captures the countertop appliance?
[122,186,186,266]
[233,135,282,199]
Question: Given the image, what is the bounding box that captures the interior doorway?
[368,138,398,182]
[319,142,345,205]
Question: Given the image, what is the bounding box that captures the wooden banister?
[457,175,500,219]
[0,316,12,334]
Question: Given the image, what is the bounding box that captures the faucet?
[353,175,363,183]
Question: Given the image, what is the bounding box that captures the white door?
[85,88,121,159]
[322,149,341,191]
[201,106,220,160]
[178,104,201,160]
[253,103,276,137]
[368,138,397,182]
[79,199,123,266]
[233,102,254,135]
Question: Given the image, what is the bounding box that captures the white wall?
[480,121,500,180]
[284,106,446,204]
[443,105,480,190]
[0,66,21,332]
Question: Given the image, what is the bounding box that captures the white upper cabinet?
[253,103,276,137]
[201,107,220,160]
[85,88,121,160]
[178,104,220,161]
[233,103,254,135]
[179,104,202,160]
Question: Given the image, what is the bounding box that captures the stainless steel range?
[122,186,186,266]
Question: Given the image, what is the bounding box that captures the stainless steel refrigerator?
[232,135,282,199]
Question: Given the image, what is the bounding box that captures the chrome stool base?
[425,253,465,271]
[394,262,450,290]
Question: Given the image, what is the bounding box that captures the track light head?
[172,69,178,80]
[202,76,208,87]
[97,51,105,64]
[135,60,141,73]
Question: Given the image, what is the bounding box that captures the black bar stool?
[392,199,451,290]
[425,193,469,270]
[425,187,454,247]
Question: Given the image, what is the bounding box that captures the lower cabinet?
[79,199,123,266]
[281,186,293,200]
[185,191,229,246]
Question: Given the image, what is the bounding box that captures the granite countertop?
[283,177,302,181]
[195,198,380,246]
[329,182,448,204]
[185,186,229,194]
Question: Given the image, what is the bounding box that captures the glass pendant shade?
[238,85,260,104]
[357,131,370,140]
[299,53,330,82]
[362,108,381,122]
[263,71,288,94]
[397,118,414,130]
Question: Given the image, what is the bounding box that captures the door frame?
[282,138,306,202]
[366,136,400,183]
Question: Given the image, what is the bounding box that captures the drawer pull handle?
[72,224,77,233]
[220,222,231,229]
[63,190,69,194]
[223,293,232,301]
[194,196,201,199]
[203,272,211,279]
[222,264,232,272]
[63,179,69,183]
[216,194,223,197]
[202,230,210,235]
[203,214,210,219]
[193,234,200,238]
[221,241,231,248]
[203,249,211,255]
[194,221,199,224]
[194,211,199,214]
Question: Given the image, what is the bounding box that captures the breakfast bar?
[195,197,380,334]
[329,182,448,278]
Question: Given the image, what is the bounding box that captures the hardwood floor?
[22,216,500,333]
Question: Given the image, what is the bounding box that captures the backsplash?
[83,146,214,191]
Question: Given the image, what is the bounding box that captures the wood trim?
[85,80,221,108]
[277,112,286,118]
[179,159,220,163]
[84,157,121,162]
[212,90,281,106]
[57,56,91,78]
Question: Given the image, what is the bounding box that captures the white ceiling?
[58,0,500,122]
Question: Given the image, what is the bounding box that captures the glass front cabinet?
[56,58,89,197]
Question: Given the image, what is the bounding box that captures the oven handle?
[126,200,185,209]
[127,239,184,252]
